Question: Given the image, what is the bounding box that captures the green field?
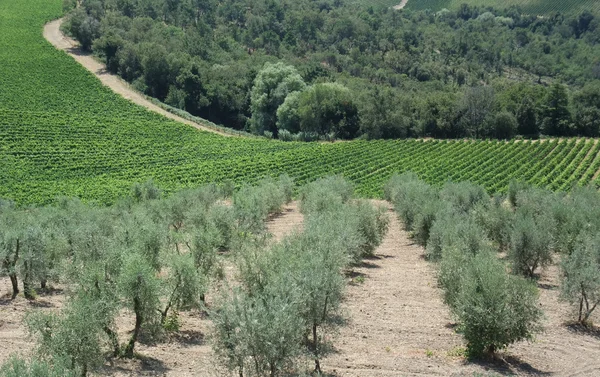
[1,0,600,206]
[356,0,600,14]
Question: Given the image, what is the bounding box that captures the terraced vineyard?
[1,0,600,206]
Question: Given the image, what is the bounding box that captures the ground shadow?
[104,354,170,376]
[468,354,551,376]
[364,254,395,260]
[267,207,295,221]
[355,260,381,269]
[27,299,56,308]
[566,322,600,339]
[538,282,558,290]
[170,329,206,347]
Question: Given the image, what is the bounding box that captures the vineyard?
[1,0,600,206]
[355,0,600,14]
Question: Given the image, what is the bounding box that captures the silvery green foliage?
[561,234,600,324]
[215,177,388,376]
[386,172,438,232]
[0,356,79,377]
[454,252,542,357]
[118,252,161,358]
[234,176,291,233]
[25,292,107,375]
[299,175,353,215]
[509,210,554,277]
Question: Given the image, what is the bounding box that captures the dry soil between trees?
[1,202,600,376]
[43,19,234,137]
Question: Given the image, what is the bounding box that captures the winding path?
[393,0,409,10]
[43,19,234,137]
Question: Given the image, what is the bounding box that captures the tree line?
[62,0,600,140]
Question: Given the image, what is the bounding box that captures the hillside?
[360,0,600,14]
[1,0,600,206]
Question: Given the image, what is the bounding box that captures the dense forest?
[63,0,600,140]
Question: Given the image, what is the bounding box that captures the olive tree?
[26,292,108,376]
[0,356,79,377]
[454,251,542,357]
[212,286,304,377]
[509,211,554,277]
[118,252,160,358]
[561,234,600,325]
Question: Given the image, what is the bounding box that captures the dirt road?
[393,0,409,10]
[42,19,234,137]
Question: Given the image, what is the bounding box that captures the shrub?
[299,176,353,215]
[440,181,489,214]
[560,234,600,325]
[0,356,79,377]
[438,245,473,309]
[352,201,390,257]
[118,252,161,358]
[26,292,107,375]
[509,211,554,277]
[454,251,542,357]
[386,173,438,231]
[507,180,530,208]
[427,211,488,261]
[160,253,206,325]
[474,200,513,251]
[234,177,290,232]
[553,187,600,255]
[412,200,442,247]
[212,286,304,377]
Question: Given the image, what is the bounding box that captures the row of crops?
[1,0,600,206]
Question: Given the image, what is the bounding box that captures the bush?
[507,180,530,208]
[427,211,489,261]
[26,292,107,375]
[412,200,442,247]
[474,200,513,251]
[299,176,353,215]
[118,252,161,358]
[353,201,389,257]
[509,211,554,277]
[454,252,542,357]
[234,177,290,233]
[387,173,438,232]
[440,181,489,214]
[438,244,473,309]
[212,286,304,377]
[0,356,79,377]
[560,234,600,324]
[553,186,600,255]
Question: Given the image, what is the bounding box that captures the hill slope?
[356,0,600,14]
[1,0,599,205]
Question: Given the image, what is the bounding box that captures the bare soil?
[393,0,409,10]
[43,19,233,137]
[2,202,600,376]
[267,202,304,243]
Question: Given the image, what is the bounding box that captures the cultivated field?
[2,0,600,206]
[3,176,600,376]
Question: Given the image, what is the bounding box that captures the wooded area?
[63,0,600,140]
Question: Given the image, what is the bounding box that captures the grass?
[1,0,600,206]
